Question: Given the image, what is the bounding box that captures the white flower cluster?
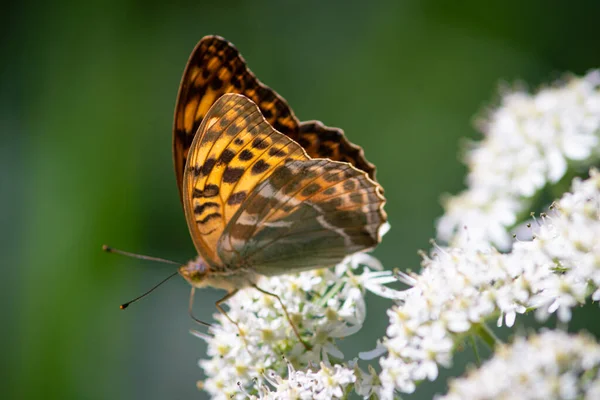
[194,252,400,399]
[244,361,356,399]
[438,331,600,400]
[438,71,600,249]
[189,70,600,399]
[379,170,600,398]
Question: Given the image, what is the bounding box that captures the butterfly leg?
[215,289,239,325]
[188,287,213,328]
[252,285,311,350]
[215,289,252,347]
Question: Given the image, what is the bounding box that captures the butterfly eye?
[197,261,207,274]
[179,258,210,285]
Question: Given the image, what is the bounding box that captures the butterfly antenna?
[102,244,183,309]
[119,271,179,310]
[119,271,179,309]
[102,244,181,266]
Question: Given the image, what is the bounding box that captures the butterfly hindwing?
[218,146,386,275]
[297,121,377,181]
[173,36,378,204]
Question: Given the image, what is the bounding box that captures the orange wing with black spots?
[182,94,311,267]
[173,35,377,203]
[173,36,299,202]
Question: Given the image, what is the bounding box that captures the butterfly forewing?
[173,36,299,202]
[173,36,378,204]
[182,94,311,267]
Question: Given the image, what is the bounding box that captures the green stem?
[473,323,503,349]
[316,280,345,308]
[469,335,481,367]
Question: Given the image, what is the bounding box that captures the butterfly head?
[178,256,211,288]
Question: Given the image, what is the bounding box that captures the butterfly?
[113,36,387,347]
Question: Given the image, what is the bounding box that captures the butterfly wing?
[216,127,386,275]
[297,121,377,181]
[182,94,311,267]
[173,35,298,202]
[173,36,378,203]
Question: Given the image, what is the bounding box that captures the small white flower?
[437,331,600,400]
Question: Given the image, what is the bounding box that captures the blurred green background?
[3,0,600,399]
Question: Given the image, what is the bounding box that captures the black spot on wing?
[252,137,269,150]
[193,184,220,198]
[324,172,340,182]
[197,212,222,224]
[175,129,187,143]
[301,183,321,197]
[243,194,278,215]
[218,113,231,128]
[297,138,310,148]
[210,78,223,90]
[228,191,247,205]
[194,202,219,215]
[223,167,245,183]
[189,157,216,177]
[318,144,333,157]
[231,75,242,89]
[239,149,254,161]
[268,147,287,157]
[251,159,270,175]
[261,108,273,119]
[343,180,357,191]
[202,158,216,176]
[219,149,235,164]
[226,121,242,136]
[269,165,293,190]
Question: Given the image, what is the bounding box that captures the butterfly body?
[179,256,258,292]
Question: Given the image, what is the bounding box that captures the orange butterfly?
[108,36,386,347]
